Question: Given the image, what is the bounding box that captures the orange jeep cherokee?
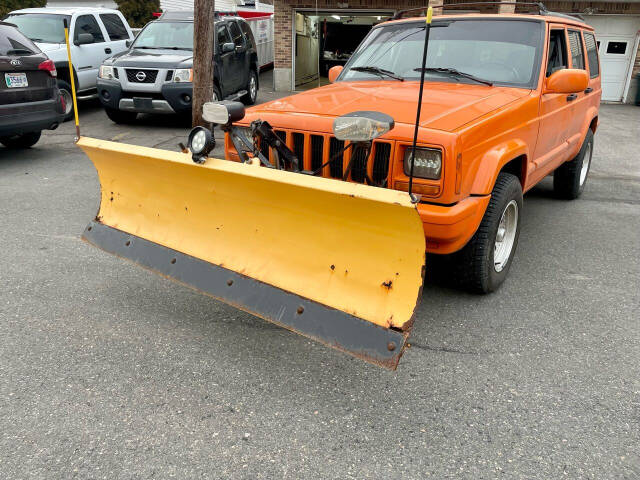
[225,11,601,293]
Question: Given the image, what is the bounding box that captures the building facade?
[273,0,640,103]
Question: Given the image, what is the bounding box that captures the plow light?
[333,111,394,142]
[187,126,215,163]
[202,101,245,126]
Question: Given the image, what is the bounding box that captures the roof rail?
[391,2,547,20]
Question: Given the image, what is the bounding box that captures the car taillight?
[38,59,57,77]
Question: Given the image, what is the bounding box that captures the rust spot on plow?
[382,280,393,289]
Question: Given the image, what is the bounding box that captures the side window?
[547,29,568,76]
[74,15,105,43]
[228,21,244,48]
[239,21,255,50]
[567,30,585,70]
[583,32,600,78]
[217,25,231,50]
[100,14,129,41]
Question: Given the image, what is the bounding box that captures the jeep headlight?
[173,68,193,83]
[404,147,442,180]
[99,65,116,80]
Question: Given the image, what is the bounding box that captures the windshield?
[341,19,544,88]
[5,14,70,44]
[133,21,193,50]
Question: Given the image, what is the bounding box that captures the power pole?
[192,0,215,127]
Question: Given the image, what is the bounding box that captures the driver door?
[71,14,109,91]
[216,24,234,97]
[531,25,573,182]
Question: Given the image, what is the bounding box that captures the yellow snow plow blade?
[78,137,425,369]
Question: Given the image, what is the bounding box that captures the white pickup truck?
[5,7,134,118]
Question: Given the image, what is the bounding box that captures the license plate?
[133,97,153,109]
[5,73,28,88]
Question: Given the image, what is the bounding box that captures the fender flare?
[583,106,599,135]
[470,139,529,195]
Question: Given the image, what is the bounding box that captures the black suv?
[97,11,259,123]
[0,21,65,148]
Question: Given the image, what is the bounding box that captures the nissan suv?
[0,21,65,148]
[96,11,259,123]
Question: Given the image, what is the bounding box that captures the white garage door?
[584,15,640,102]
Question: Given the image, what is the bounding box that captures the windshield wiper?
[414,67,493,86]
[136,45,191,50]
[351,66,404,81]
[6,48,35,55]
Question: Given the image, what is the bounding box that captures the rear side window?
[228,21,244,48]
[547,29,568,76]
[0,24,39,56]
[74,15,105,43]
[239,21,255,50]
[567,30,585,70]
[100,14,129,41]
[583,32,599,78]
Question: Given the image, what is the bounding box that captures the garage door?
[584,15,640,102]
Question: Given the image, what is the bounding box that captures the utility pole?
[192,0,215,127]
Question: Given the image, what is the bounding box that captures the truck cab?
[5,7,134,119]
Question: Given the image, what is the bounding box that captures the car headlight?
[404,147,442,180]
[173,68,193,83]
[99,65,116,80]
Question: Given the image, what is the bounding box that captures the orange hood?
[250,80,531,133]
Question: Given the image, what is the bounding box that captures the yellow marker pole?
[63,19,80,140]
[408,6,433,198]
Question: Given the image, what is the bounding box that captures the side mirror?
[74,33,94,46]
[328,65,343,83]
[544,69,589,94]
[221,42,235,54]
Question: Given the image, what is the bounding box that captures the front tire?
[0,131,42,148]
[448,172,523,293]
[104,107,137,124]
[241,70,258,105]
[553,129,593,200]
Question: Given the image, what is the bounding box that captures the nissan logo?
[10,59,21,66]
[135,71,146,82]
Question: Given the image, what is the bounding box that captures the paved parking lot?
[1,77,639,478]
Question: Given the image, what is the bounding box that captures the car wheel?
[213,85,222,102]
[445,172,523,293]
[0,131,42,149]
[104,107,138,124]
[553,129,593,200]
[57,80,74,121]
[241,70,258,105]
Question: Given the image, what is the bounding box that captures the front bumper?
[97,79,193,114]
[0,97,65,137]
[418,195,491,254]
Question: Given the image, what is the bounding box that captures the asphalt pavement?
[1,80,639,479]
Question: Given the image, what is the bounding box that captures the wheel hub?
[494,200,518,273]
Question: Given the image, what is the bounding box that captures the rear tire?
[105,107,138,124]
[446,172,523,293]
[553,129,593,200]
[241,70,258,105]
[0,131,42,148]
[57,80,74,121]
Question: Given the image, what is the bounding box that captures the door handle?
[566,94,578,102]
[105,48,112,54]
[584,87,593,94]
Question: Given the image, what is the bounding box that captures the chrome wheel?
[249,74,257,102]
[212,90,219,101]
[579,142,591,187]
[494,200,518,273]
[60,89,73,115]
